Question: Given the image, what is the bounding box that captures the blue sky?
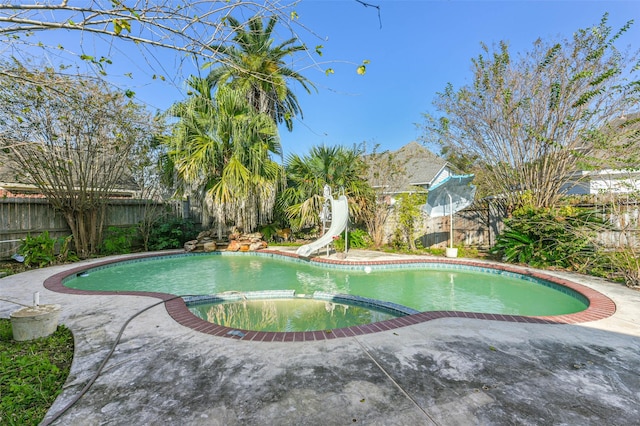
[274,0,640,157]
[11,1,639,158]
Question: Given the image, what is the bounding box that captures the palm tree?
[278,145,372,230]
[206,15,315,131]
[166,76,284,234]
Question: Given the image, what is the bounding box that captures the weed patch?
[0,319,73,425]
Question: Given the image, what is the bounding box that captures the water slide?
[296,195,349,258]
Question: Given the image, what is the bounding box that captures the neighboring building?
[0,165,140,199]
[366,141,456,197]
[562,113,640,197]
[365,142,460,247]
[562,169,640,196]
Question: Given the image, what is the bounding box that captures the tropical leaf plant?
[165,77,284,233]
[277,145,372,231]
[492,202,607,271]
[205,15,316,131]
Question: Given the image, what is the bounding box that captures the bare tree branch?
[421,15,640,210]
[0,61,161,256]
[0,2,288,58]
[0,1,316,91]
[354,0,382,28]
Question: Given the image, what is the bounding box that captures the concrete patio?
[1,249,639,425]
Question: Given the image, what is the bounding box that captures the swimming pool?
[63,251,589,315]
[44,250,615,340]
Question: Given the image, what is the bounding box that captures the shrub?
[260,223,279,242]
[57,235,79,263]
[18,231,56,268]
[393,192,427,250]
[100,226,138,255]
[601,248,640,288]
[390,228,408,251]
[148,218,199,250]
[491,204,605,271]
[333,229,371,252]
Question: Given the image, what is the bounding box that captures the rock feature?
[183,240,197,252]
[183,229,267,253]
[203,241,217,252]
[227,232,267,252]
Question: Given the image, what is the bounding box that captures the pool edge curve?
[43,249,617,341]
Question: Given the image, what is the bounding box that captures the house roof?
[0,159,139,199]
[366,141,451,193]
[397,142,449,186]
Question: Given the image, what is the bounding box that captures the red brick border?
[43,250,617,341]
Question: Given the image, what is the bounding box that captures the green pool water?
[65,253,588,317]
[188,298,398,332]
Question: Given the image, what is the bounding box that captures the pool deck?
[2,248,640,425]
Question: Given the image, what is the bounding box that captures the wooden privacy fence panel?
[0,198,168,259]
[597,204,640,248]
[3,196,636,259]
[0,198,69,259]
[418,206,504,249]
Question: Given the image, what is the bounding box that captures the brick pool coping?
[43,249,617,342]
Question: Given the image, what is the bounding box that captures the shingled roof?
[397,142,449,185]
[0,157,140,198]
[367,142,451,193]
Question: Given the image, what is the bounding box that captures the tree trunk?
[62,204,107,258]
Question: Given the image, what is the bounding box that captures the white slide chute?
[296,195,349,258]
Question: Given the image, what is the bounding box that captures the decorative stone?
[250,241,267,251]
[10,304,62,341]
[197,230,216,240]
[245,232,263,242]
[203,241,217,252]
[184,240,198,252]
[185,228,268,253]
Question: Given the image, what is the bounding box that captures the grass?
[0,261,29,277]
[0,319,74,425]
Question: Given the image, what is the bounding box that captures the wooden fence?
[388,200,639,250]
[2,196,637,260]
[0,197,195,260]
[588,202,640,248]
[418,205,504,249]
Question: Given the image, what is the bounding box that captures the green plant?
[601,248,640,288]
[390,227,408,251]
[18,231,56,268]
[458,245,481,258]
[428,247,446,256]
[393,192,427,250]
[148,218,199,250]
[260,224,279,242]
[100,226,138,255]
[57,235,79,263]
[348,229,371,248]
[333,235,345,252]
[0,320,74,425]
[333,229,372,252]
[491,204,605,270]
